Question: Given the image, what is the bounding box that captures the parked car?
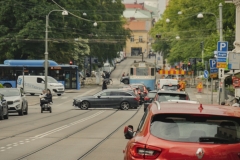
[73,89,139,110]
[123,101,240,160]
[0,93,8,120]
[144,90,190,111]
[0,88,28,116]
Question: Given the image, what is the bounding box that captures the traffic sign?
[217,52,227,57]
[217,58,227,62]
[210,73,218,78]
[209,59,217,68]
[217,62,227,68]
[210,68,218,73]
[203,70,209,79]
[218,68,225,79]
[217,41,228,52]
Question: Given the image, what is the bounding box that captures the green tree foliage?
[0,0,130,65]
[150,0,235,65]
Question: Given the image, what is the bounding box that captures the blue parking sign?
[209,59,217,68]
[217,41,228,52]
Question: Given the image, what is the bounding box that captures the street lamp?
[45,10,68,90]
[93,22,98,27]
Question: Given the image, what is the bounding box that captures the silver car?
[0,88,28,116]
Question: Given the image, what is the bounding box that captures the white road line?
[0,110,104,152]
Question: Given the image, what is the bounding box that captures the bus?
[0,60,80,90]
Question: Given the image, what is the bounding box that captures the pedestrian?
[232,98,240,107]
[122,72,125,77]
[102,80,107,90]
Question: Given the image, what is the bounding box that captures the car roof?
[150,102,240,118]
[149,90,157,93]
[157,90,187,94]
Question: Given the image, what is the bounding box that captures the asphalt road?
[0,57,217,160]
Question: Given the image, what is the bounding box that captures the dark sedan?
[73,89,139,110]
[0,94,8,120]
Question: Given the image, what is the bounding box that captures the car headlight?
[14,100,20,103]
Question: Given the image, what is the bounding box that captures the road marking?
[0,111,104,151]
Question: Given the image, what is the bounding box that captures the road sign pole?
[211,77,213,104]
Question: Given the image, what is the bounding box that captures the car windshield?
[48,77,58,83]
[147,92,157,98]
[150,114,240,144]
[157,93,187,101]
[162,85,178,91]
[0,89,20,97]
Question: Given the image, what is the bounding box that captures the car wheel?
[120,101,130,110]
[30,93,35,96]
[24,105,28,115]
[57,94,61,96]
[18,105,24,116]
[3,83,12,88]
[4,109,8,119]
[0,108,4,120]
[79,101,89,110]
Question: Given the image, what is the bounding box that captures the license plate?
[58,88,63,90]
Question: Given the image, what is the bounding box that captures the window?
[37,78,44,83]
[119,92,131,96]
[130,68,133,75]
[136,68,148,76]
[147,92,157,98]
[130,36,134,42]
[0,68,15,81]
[100,92,111,96]
[110,92,119,96]
[157,93,187,101]
[150,114,240,143]
[151,68,155,76]
[162,85,178,91]
[139,36,143,42]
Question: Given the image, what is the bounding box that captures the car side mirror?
[124,125,134,139]
[2,99,6,102]
[97,95,101,98]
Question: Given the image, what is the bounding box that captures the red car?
[123,101,240,160]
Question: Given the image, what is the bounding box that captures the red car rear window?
[150,114,240,144]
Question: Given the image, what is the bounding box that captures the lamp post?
[45,10,68,90]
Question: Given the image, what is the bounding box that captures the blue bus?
[129,61,156,90]
[0,60,80,89]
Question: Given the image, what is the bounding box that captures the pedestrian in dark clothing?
[102,80,107,90]
[105,72,110,78]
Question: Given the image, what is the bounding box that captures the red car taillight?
[186,96,189,100]
[134,97,139,101]
[130,143,161,159]
[144,96,150,101]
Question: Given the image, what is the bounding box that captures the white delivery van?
[103,63,112,73]
[17,76,65,96]
[156,79,178,90]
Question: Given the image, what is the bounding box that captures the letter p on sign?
[217,41,228,52]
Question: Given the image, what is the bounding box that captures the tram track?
[16,109,121,160]
[0,110,92,141]
[77,106,141,160]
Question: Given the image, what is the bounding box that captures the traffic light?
[69,61,73,65]
[156,34,161,39]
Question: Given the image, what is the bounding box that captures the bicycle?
[104,78,113,85]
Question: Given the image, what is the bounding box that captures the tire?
[3,83,12,88]
[120,101,130,110]
[79,101,89,110]
[30,93,35,96]
[24,105,28,115]
[18,105,24,116]
[4,109,8,119]
[49,107,52,113]
[0,108,4,120]
[57,94,61,96]
[123,79,129,84]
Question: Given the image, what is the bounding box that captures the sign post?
[204,70,209,102]
[209,59,217,104]
[217,41,228,104]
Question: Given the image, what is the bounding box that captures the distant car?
[73,89,139,110]
[143,90,157,112]
[120,76,130,84]
[144,90,190,111]
[0,94,8,120]
[123,101,240,160]
[0,88,28,116]
[161,84,179,91]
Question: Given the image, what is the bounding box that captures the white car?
[0,88,28,116]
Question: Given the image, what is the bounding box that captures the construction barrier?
[158,69,186,75]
